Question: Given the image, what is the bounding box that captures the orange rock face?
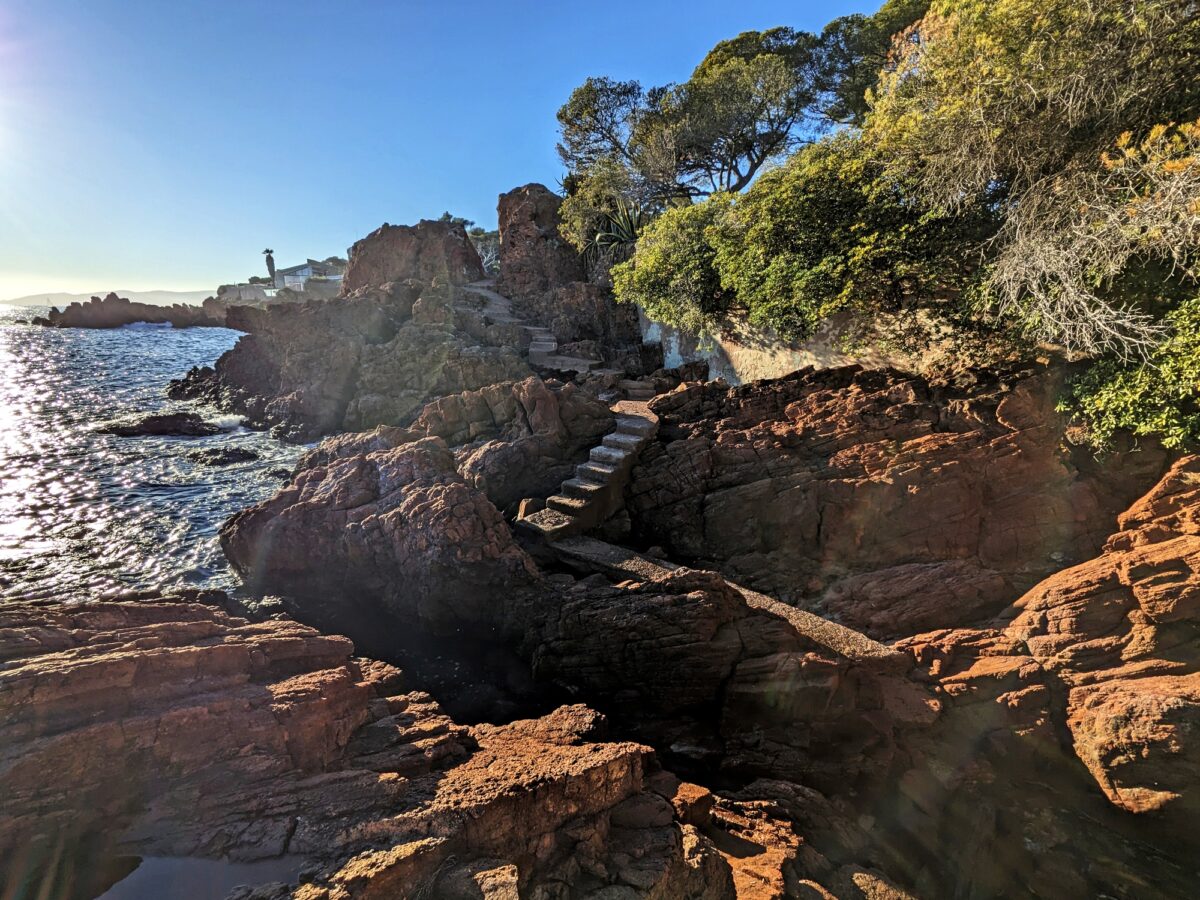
[0,594,792,898]
[628,365,1167,637]
[875,457,1200,896]
[341,220,485,294]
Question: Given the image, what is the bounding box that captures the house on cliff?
[274,258,344,290]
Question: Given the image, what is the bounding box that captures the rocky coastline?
[6,185,1198,899]
[32,291,226,329]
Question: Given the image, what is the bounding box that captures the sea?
[0,304,302,602]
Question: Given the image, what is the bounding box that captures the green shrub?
[611,196,733,337]
[1065,296,1200,449]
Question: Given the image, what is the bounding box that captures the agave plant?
[584,200,646,270]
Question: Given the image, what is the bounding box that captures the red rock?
[0,595,760,899]
[627,365,1168,637]
[38,292,223,328]
[495,184,584,304]
[342,219,485,294]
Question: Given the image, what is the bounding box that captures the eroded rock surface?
[495,184,648,370]
[0,594,788,899]
[341,219,485,294]
[627,365,1168,636]
[169,281,529,441]
[223,431,930,793]
[495,183,584,304]
[221,437,538,631]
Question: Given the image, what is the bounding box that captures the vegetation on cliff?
[566,0,1200,447]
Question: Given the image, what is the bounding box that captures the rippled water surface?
[0,305,301,600]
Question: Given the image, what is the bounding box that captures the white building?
[274,259,344,291]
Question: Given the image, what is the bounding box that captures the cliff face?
[626,365,1168,635]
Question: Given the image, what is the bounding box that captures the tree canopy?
[603,0,1200,447]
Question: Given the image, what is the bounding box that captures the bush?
[611,196,733,337]
[614,133,995,347]
[1064,296,1200,449]
[710,133,993,341]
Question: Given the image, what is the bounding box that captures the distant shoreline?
[3,289,213,307]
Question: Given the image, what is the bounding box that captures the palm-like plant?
[584,200,646,269]
[262,248,276,280]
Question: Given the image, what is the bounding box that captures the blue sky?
[0,0,870,300]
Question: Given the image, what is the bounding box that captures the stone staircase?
[517,400,658,541]
[460,280,607,377]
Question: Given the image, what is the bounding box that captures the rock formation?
[626,365,1168,634]
[0,593,796,899]
[214,358,1200,897]
[341,220,485,294]
[494,183,585,303]
[99,411,227,437]
[222,421,929,793]
[495,184,648,371]
[221,436,540,631]
[34,292,223,329]
[169,281,530,441]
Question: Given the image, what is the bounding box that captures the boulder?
[220,437,540,632]
[341,220,485,294]
[495,183,584,304]
[99,412,226,437]
[186,446,260,466]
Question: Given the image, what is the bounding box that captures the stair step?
[562,478,607,500]
[577,461,617,482]
[603,432,643,452]
[615,415,656,438]
[540,356,598,373]
[590,445,631,465]
[547,494,588,515]
[617,380,649,390]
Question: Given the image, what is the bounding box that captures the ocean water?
[0,304,301,601]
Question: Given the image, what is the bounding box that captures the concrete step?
[617,380,650,391]
[576,461,617,482]
[547,494,588,515]
[539,355,598,373]
[603,432,644,452]
[590,445,631,465]
[561,477,607,500]
[528,341,557,353]
[614,415,656,438]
